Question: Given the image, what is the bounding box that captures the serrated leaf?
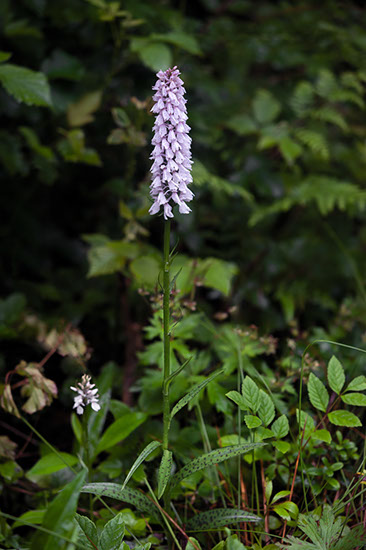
[75,513,98,550]
[271,415,289,439]
[258,390,275,426]
[327,356,345,394]
[170,443,265,489]
[328,410,362,427]
[0,63,52,107]
[308,373,329,412]
[158,450,172,499]
[341,392,366,406]
[201,258,238,296]
[95,412,147,454]
[170,369,222,422]
[185,508,261,531]
[100,512,125,550]
[122,441,161,492]
[225,390,247,410]
[346,375,366,392]
[311,429,331,444]
[81,483,159,519]
[242,376,260,413]
[244,415,262,429]
[31,470,87,550]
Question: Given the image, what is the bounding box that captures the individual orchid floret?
[70,374,101,415]
[149,66,193,220]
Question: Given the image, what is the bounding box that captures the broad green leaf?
[273,501,298,521]
[327,356,345,394]
[81,483,158,519]
[242,376,260,413]
[272,441,291,454]
[157,450,172,499]
[170,443,265,489]
[308,373,329,412]
[271,415,289,439]
[0,63,52,107]
[186,508,261,531]
[136,42,172,72]
[226,114,257,136]
[26,452,78,479]
[13,509,45,528]
[271,490,291,504]
[75,513,98,550]
[71,413,82,444]
[31,469,87,550]
[95,412,147,454]
[328,410,362,427]
[201,258,238,296]
[341,392,366,406]
[225,390,247,410]
[226,535,248,549]
[279,136,302,164]
[150,31,202,55]
[346,375,366,392]
[121,441,161,491]
[258,390,275,426]
[100,512,125,550]
[130,256,161,287]
[0,51,11,63]
[244,415,262,429]
[253,89,281,124]
[186,538,202,550]
[311,429,331,444]
[170,369,222,422]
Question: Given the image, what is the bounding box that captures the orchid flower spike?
[149,66,193,220]
[70,374,101,415]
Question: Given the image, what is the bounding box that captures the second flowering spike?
[149,66,193,220]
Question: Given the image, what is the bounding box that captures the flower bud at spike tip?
[149,67,193,220]
[70,374,101,415]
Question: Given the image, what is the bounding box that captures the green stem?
[82,411,93,518]
[162,220,171,452]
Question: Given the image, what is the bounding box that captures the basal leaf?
[31,470,87,550]
[328,410,362,427]
[81,483,158,519]
[186,508,261,531]
[327,356,345,394]
[100,512,125,550]
[170,443,265,489]
[308,373,329,412]
[170,369,222,422]
[121,441,161,491]
[157,450,172,499]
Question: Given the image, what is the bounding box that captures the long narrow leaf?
[165,357,193,389]
[157,450,172,499]
[170,369,223,422]
[170,443,265,489]
[81,482,159,520]
[121,441,161,492]
[31,469,87,550]
[186,508,262,531]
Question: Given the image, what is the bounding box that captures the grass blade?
[121,440,161,492]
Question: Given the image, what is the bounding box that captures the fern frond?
[341,72,364,94]
[294,128,329,159]
[249,176,366,225]
[290,81,314,116]
[192,159,253,202]
[316,69,338,98]
[329,89,364,108]
[310,107,349,131]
